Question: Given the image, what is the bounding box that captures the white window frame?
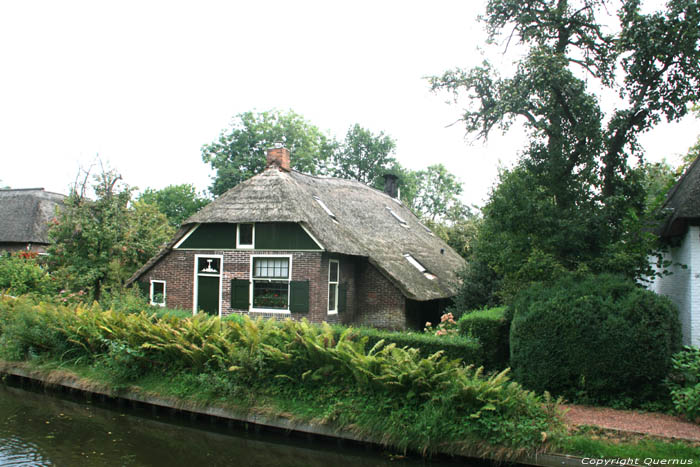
[150,280,166,307]
[404,253,437,280]
[249,254,293,314]
[236,223,255,249]
[328,259,339,315]
[193,254,224,317]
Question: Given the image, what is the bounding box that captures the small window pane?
[239,224,253,246]
[329,261,339,282]
[328,283,337,311]
[151,281,165,305]
[198,257,220,274]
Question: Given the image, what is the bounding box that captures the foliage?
[458,307,510,371]
[0,296,564,457]
[667,346,700,421]
[510,273,681,405]
[47,166,174,301]
[326,124,397,185]
[425,214,480,259]
[431,0,700,307]
[138,184,210,228]
[333,325,482,365]
[411,164,468,222]
[201,110,336,196]
[0,253,58,297]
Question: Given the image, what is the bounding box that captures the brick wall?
[355,259,407,330]
[139,249,408,329]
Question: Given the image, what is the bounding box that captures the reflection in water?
[0,383,472,467]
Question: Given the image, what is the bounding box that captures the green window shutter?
[289,280,310,313]
[231,279,250,310]
[338,283,347,314]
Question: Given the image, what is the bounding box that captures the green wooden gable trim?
[178,224,237,249]
[338,283,347,314]
[289,280,310,313]
[255,223,320,250]
[231,278,250,310]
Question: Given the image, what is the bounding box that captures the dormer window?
[387,207,408,227]
[313,196,338,223]
[404,254,436,280]
[237,223,254,249]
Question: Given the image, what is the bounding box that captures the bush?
[667,346,700,421]
[510,273,681,405]
[458,307,510,370]
[335,325,483,366]
[0,253,59,297]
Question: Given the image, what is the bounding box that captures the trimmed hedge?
[334,325,483,366]
[458,307,509,370]
[510,273,682,404]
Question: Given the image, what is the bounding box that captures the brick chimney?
[266,143,291,171]
[383,173,398,198]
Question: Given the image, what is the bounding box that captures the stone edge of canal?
[0,362,584,467]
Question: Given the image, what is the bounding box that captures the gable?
[176,222,321,250]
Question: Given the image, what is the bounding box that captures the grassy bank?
[0,295,697,462]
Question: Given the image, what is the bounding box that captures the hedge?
[458,307,509,370]
[510,273,681,404]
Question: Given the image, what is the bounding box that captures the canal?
[0,380,481,466]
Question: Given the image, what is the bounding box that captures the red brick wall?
[139,249,407,329]
[355,259,407,330]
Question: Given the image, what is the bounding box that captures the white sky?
[1,0,697,207]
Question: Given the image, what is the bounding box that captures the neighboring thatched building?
[0,188,66,254]
[649,156,700,346]
[127,147,466,329]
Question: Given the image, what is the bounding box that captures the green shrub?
[335,325,483,366]
[458,306,510,370]
[510,273,681,405]
[667,346,700,420]
[0,253,59,297]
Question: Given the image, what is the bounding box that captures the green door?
[197,276,220,316]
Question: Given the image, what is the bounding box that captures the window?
[237,223,254,249]
[328,259,339,314]
[150,280,166,307]
[251,256,291,311]
[404,254,436,280]
[313,196,338,223]
[386,207,408,227]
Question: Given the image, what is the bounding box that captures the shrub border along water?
[0,295,563,460]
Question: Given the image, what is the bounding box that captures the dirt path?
[562,404,700,442]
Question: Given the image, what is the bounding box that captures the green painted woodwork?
[338,283,347,314]
[289,280,310,313]
[231,278,250,310]
[177,222,320,250]
[179,224,237,249]
[197,276,220,316]
[255,223,320,250]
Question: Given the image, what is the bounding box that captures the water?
[0,382,478,467]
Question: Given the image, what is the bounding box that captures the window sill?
[250,309,291,314]
[327,310,338,315]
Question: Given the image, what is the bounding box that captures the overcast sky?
[1,0,697,207]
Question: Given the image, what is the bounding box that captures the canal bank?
[0,361,583,467]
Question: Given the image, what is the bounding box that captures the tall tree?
[431,0,700,303]
[48,166,173,301]
[202,110,336,196]
[412,164,467,222]
[327,124,397,185]
[138,184,210,228]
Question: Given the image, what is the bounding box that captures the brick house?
[0,188,65,254]
[649,157,700,346]
[127,147,466,330]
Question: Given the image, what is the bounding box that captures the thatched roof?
[657,157,700,238]
[0,188,66,245]
[132,167,466,301]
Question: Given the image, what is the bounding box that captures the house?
[127,146,466,329]
[649,157,700,346]
[0,188,66,254]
